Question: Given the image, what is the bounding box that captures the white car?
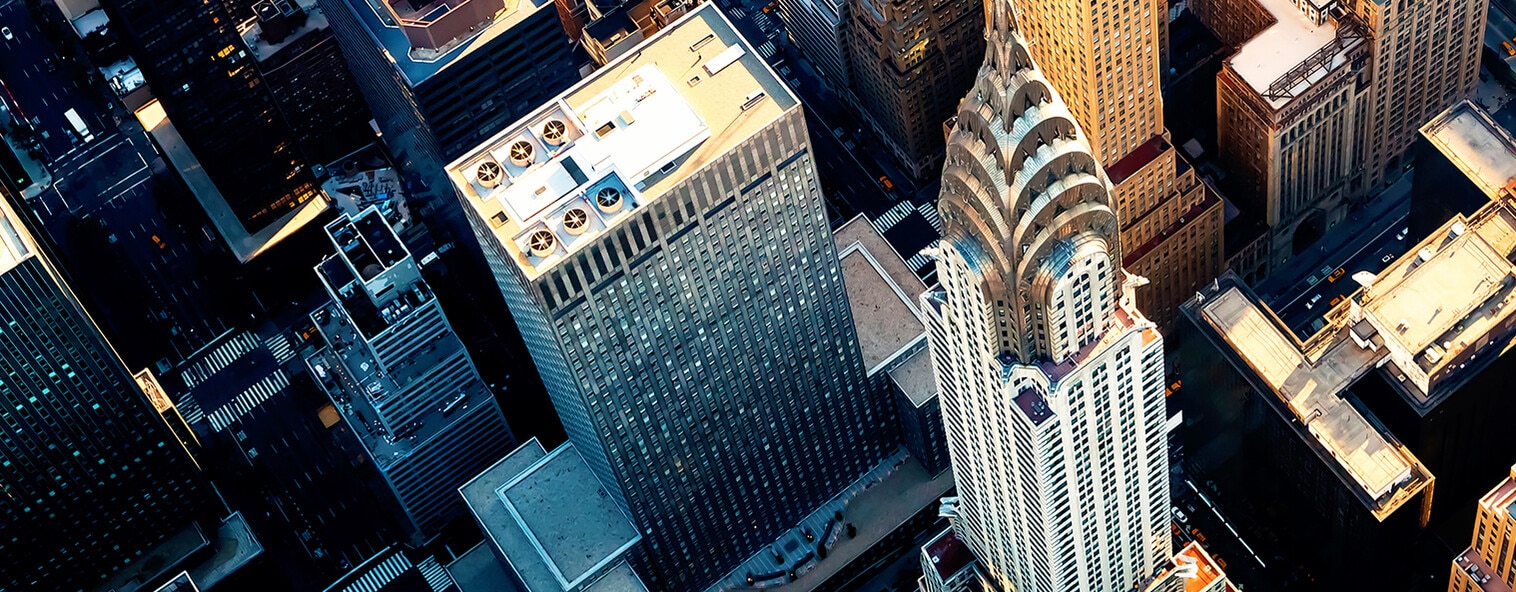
[1305,294,1322,309]
[1,27,12,41]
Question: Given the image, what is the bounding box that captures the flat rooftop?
[889,347,936,407]
[447,543,523,592]
[1227,0,1352,106]
[460,440,644,592]
[340,0,554,86]
[1453,548,1514,592]
[1197,285,1432,519]
[1420,100,1516,200]
[447,3,797,280]
[835,216,928,373]
[1358,196,1516,405]
[1157,542,1238,592]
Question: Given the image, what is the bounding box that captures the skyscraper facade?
[778,0,852,88]
[0,189,213,590]
[925,1,1171,589]
[846,0,983,178]
[446,6,895,589]
[1005,0,1224,328]
[1450,465,1516,592]
[307,209,517,537]
[103,0,322,246]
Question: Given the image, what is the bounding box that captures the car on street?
[1396,227,1408,240]
[1383,253,1395,263]
[1172,507,1188,524]
[1,28,12,41]
[1305,294,1322,309]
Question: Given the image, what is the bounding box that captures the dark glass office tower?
[0,190,212,590]
[102,0,320,237]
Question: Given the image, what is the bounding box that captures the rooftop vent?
[474,160,503,188]
[527,229,557,258]
[1417,247,1436,262]
[562,207,589,235]
[741,90,768,112]
[595,186,624,214]
[1451,220,1468,237]
[509,140,535,167]
[541,120,567,146]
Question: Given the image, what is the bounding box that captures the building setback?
[0,187,213,590]
[1003,0,1225,330]
[926,0,1171,589]
[306,208,516,537]
[446,6,897,589]
[1449,466,1516,592]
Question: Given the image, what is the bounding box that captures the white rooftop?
[447,3,797,279]
[1227,0,1348,106]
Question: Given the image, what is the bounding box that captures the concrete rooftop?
[834,216,928,373]
[1227,0,1352,106]
[1420,100,1516,200]
[447,3,797,280]
[0,189,37,275]
[339,0,555,86]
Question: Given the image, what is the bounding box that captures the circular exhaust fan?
[595,186,623,213]
[541,120,568,146]
[563,207,589,235]
[508,140,535,166]
[527,229,557,257]
[474,160,503,188]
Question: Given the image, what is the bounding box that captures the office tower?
[1212,2,1367,271]
[925,1,1171,589]
[446,6,896,588]
[1450,465,1516,592]
[0,188,213,590]
[319,0,579,216]
[306,208,517,537]
[1141,542,1238,592]
[1412,100,1516,240]
[240,0,376,164]
[459,439,648,592]
[1351,0,1485,193]
[1203,0,1485,274]
[105,0,326,262]
[1005,0,1224,329]
[846,0,983,178]
[777,0,851,88]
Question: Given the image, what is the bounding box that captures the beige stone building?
[1203,0,1485,276]
[847,0,983,178]
[1213,0,1369,272]
[1449,465,1516,592]
[1004,0,1224,329]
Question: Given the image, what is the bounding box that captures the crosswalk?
[906,240,940,272]
[206,370,290,432]
[414,557,455,592]
[264,333,296,365]
[918,201,942,233]
[176,395,205,426]
[338,551,413,592]
[180,332,259,389]
[871,201,915,234]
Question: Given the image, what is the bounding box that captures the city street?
[0,0,110,159]
[1256,175,1413,336]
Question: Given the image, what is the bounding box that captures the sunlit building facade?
[925,1,1171,589]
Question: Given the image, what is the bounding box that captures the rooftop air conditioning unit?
[541,119,567,146]
[474,159,503,188]
[509,140,535,167]
[562,207,590,235]
[527,229,557,258]
[595,186,624,214]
